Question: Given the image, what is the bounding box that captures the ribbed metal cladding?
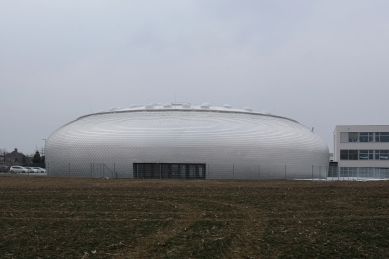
[45,109,329,179]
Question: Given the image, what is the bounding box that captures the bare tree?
[0,148,8,165]
[33,151,42,163]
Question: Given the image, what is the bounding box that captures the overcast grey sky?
[1,0,388,155]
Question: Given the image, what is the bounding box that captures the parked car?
[29,167,38,173]
[27,167,38,173]
[24,167,34,173]
[0,165,10,173]
[32,167,46,173]
[9,166,28,173]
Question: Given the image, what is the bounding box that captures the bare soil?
[1,175,389,258]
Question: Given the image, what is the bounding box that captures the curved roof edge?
[77,107,299,123]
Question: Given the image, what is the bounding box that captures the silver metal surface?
[46,106,329,179]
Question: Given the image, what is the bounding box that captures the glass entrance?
[133,163,206,179]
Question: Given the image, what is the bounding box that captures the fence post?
[319,166,321,181]
[233,164,234,180]
[285,165,286,180]
[312,165,313,181]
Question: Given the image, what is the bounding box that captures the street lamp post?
[42,139,46,157]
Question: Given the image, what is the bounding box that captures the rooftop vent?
[130,104,143,108]
[172,102,191,106]
[200,103,210,109]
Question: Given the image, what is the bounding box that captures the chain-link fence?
[41,162,335,180]
[5,162,389,181]
[327,167,389,181]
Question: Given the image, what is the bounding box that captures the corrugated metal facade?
[46,107,329,179]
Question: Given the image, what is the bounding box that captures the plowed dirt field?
[1,176,389,258]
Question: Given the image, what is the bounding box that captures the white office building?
[333,125,389,178]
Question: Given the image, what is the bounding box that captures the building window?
[375,132,389,142]
[340,167,357,177]
[340,167,348,177]
[340,150,358,160]
[340,150,348,160]
[359,150,374,160]
[340,168,389,179]
[375,150,389,160]
[349,150,358,160]
[340,132,348,143]
[349,132,358,142]
[359,132,374,142]
[340,149,387,160]
[340,132,389,143]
